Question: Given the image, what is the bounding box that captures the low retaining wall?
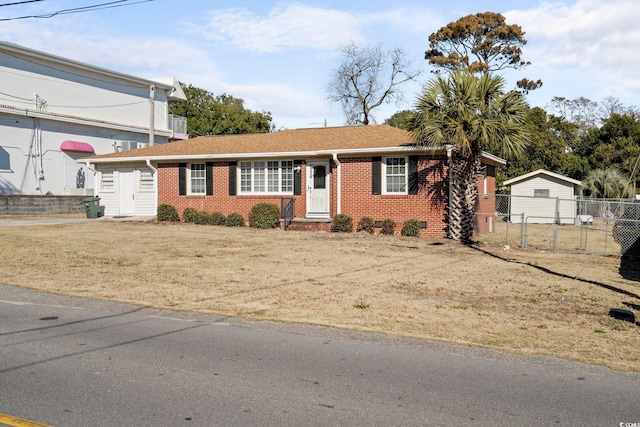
[0,195,86,215]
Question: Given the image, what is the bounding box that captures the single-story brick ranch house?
[83,125,504,238]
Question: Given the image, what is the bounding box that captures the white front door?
[306,162,330,218]
[118,169,135,215]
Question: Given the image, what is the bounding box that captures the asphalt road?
[0,284,638,427]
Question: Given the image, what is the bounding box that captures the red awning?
[60,140,94,154]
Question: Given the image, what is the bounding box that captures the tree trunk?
[448,153,480,243]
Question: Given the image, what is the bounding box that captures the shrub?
[356,216,375,234]
[249,203,281,229]
[182,207,197,223]
[193,211,211,225]
[331,214,353,232]
[225,212,245,227]
[380,218,396,235]
[210,211,226,226]
[401,219,422,237]
[157,204,180,222]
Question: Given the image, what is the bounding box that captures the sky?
[1,0,639,130]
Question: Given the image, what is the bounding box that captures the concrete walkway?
[0,216,156,227]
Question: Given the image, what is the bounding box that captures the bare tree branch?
[327,42,421,125]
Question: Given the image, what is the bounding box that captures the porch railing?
[281,197,295,230]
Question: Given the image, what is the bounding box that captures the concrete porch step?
[282,217,332,232]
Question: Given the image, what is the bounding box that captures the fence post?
[584,222,589,254]
[521,213,525,248]
[553,197,560,252]
[604,219,609,255]
[505,194,511,245]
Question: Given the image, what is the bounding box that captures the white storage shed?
[503,169,582,224]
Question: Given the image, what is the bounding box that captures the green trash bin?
[83,197,102,219]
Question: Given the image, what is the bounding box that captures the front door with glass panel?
[306,162,330,218]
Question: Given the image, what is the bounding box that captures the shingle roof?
[86,125,419,161]
[84,124,506,166]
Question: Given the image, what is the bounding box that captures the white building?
[0,41,187,196]
[503,169,582,224]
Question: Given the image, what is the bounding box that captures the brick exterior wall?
[337,156,448,238]
[157,162,307,220]
[156,156,498,239]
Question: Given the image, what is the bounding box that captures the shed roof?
[84,125,506,165]
[503,169,582,187]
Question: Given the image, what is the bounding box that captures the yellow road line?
[0,413,51,427]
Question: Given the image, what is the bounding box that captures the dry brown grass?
[1,221,639,371]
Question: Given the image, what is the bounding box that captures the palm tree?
[411,70,529,243]
[582,168,633,198]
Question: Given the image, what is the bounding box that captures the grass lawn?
[1,221,638,371]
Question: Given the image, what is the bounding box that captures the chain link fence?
[477,194,640,257]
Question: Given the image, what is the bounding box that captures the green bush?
[225,212,245,227]
[401,219,422,237]
[380,218,396,235]
[182,207,197,223]
[356,216,375,234]
[249,203,281,229]
[193,211,211,225]
[210,211,226,226]
[331,214,353,232]
[157,204,180,222]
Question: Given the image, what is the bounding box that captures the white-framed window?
[534,189,549,198]
[140,168,154,191]
[239,160,294,194]
[101,169,114,191]
[383,157,407,194]
[189,163,206,194]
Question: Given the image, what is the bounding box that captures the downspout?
[145,158,157,174]
[446,144,453,236]
[84,162,96,174]
[332,152,341,215]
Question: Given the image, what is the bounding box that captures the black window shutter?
[408,156,418,195]
[178,163,186,195]
[293,160,302,195]
[206,162,213,195]
[228,161,237,196]
[372,157,381,195]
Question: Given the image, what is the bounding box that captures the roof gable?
[503,169,582,187]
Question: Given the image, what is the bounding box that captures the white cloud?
[505,0,640,102]
[0,17,224,86]
[360,7,442,36]
[200,3,363,53]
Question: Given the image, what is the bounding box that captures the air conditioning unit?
[115,141,141,152]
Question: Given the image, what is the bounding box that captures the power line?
[0,0,154,21]
[0,0,46,7]
[0,90,33,102]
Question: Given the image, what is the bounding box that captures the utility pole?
[149,85,155,146]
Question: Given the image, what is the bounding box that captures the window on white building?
[140,168,154,191]
[101,170,114,191]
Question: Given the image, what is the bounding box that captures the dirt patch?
[1,222,638,371]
